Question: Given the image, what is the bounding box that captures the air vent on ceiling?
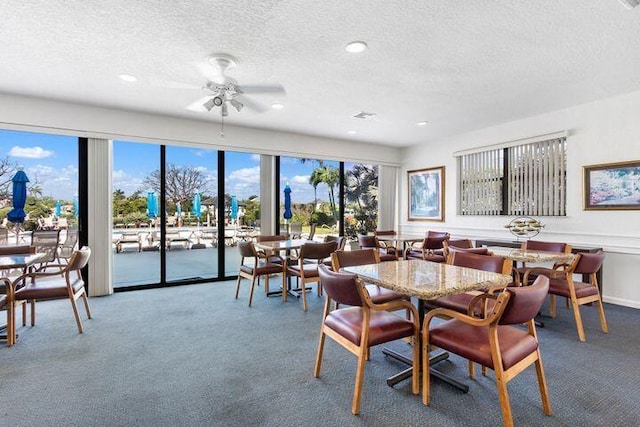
[618,0,640,9]
[353,111,376,119]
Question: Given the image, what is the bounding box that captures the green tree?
[344,164,378,238]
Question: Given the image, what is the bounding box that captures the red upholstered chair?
[287,241,339,311]
[424,251,513,316]
[331,249,409,307]
[11,247,93,343]
[315,265,419,415]
[373,230,401,257]
[514,240,572,284]
[442,239,491,258]
[235,241,286,306]
[422,276,552,427]
[357,235,397,262]
[404,231,450,262]
[525,251,608,342]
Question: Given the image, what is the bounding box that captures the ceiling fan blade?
[238,95,270,113]
[186,96,213,112]
[239,84,286,95]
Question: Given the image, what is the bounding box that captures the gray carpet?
[1,279,639,427]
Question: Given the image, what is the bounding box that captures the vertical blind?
[458,136,567,216]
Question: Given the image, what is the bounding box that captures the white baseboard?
[603,296,640,309]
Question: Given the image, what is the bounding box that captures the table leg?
[381,299,469,393]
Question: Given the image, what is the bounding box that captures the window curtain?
[87,138,113,296]
[377,165,398,230]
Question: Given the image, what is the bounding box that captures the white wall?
[0,93,401,166]
[401,89,640,308]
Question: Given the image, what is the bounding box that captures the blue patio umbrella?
[55,200,61,217]
[73,195,79,218]
[283,184,292,220]
[192,193,201,218]
[147,191,158,218]
[176,201,181,217]
[230,195,238,220]
[7,169,29,244]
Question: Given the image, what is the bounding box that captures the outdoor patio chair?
[30,229,61,271]
[58,229,79,264]
[116,232,142,253]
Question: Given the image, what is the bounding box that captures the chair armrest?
[425,306,493,329]
[467,292,499,317]
[523,267,566,283]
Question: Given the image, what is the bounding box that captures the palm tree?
[319,165,340,219]
[309,169,324,212]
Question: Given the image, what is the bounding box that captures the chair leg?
[22,301,27,326]
[281,270,287,302]
[314,330,326,377]
[534,352,552,416]
[234,275,242,299]
[596,297,609,334]
[263,274,269,294]
[301,279,308,311]
[549,295,557,318]
[30,300,36,327]
[468,361,475,379]
[422,341,431,405]
[248,276,257,307]
[81,292,92,319]
[495,371,515,427]
[70,297,84,333]
[411,331,419,395]
[570,298,587,342]
[352,346,367,415]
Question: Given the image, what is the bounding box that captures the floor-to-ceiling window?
[344,162,379,239]
[165,145,218,282]
[0,129,78,245]
[278,156,340,240]
[112,140,161,287]
[224,151,261,276]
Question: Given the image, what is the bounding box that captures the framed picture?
[408,166,445,221]
[584,160,640,210]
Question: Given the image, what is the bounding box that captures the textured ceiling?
[1,1,640,147]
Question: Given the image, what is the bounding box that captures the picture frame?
[584,160,640,210]
[408,166,445,221]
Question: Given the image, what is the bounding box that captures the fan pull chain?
[220,114,225,138]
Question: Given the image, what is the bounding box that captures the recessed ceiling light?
[416,121,429,126]
[347,130,357,135]
[345,41,367,53]
[118,74,137,82]
[271,103,284,110]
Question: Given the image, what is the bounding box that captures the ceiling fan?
[186,54,286,119]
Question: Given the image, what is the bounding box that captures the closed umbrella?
[192,193,201,219]
[176,201,181,217]
[283,184,292,220]
[73,195,79,218]
[147,192,158,218]
[7,169,30,244]
[55,200,61,217]
[230,195,238,223]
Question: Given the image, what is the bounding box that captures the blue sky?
[0,129,336,204]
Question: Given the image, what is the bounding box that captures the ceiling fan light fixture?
[203,98,216,111]
[230,99,243,112]
[345,41,368,53]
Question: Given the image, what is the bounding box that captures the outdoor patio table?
[343,259,512,391]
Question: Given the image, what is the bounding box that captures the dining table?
[374,233,425,253]
[0,251,47,346]
[343,259,512,390]
[254,238,312,300]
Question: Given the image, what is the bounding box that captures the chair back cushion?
[333,249,378,269]
[449,251,507,274]
[524,240,568,253]
[499,275,549,325]
[237,241,257,258]
[445,239,474,250]
[67,246,92,272]
[300,241,338,261]
[318,264,362,307]
[374,230,396,236]
[357,235,378,249]
[423,234,450,250]
[573,252,605,275]
[449,247,490,256]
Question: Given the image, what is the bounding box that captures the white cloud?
[250,154,261,162]
[9,146,54,159]
[292,175,309,184]
[228,166,260,183]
